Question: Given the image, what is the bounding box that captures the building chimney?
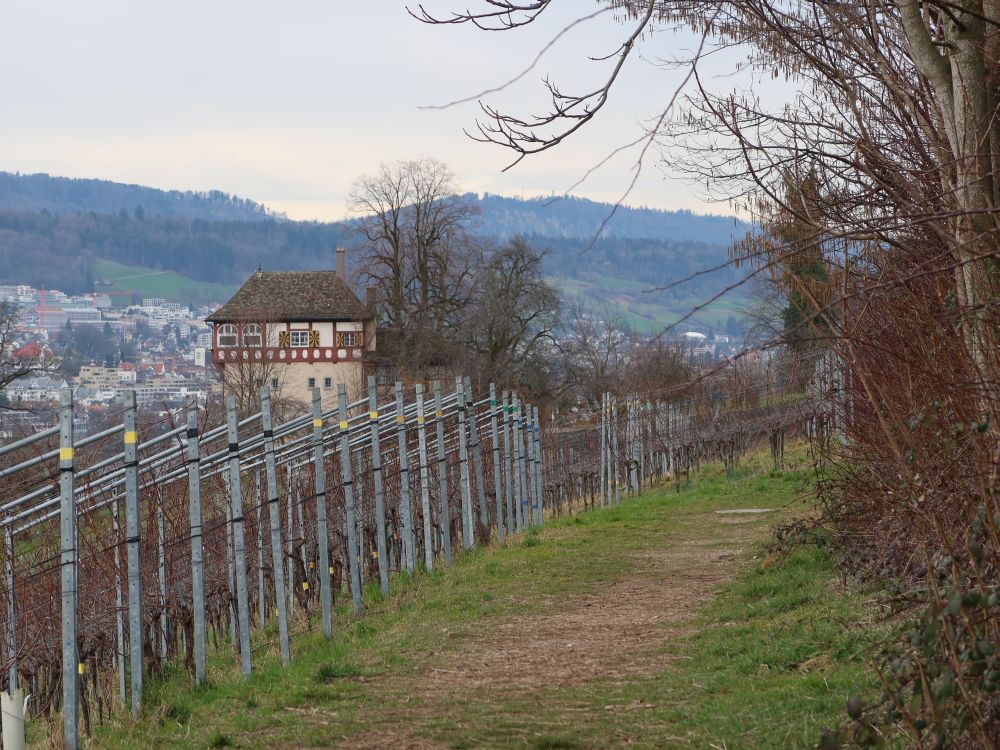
[336,246,346,279]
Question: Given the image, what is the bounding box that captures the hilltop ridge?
[0,172,747,328]
[0,171,279,222]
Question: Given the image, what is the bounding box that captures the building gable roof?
[206,270,370,323]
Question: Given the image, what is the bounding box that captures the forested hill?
[469,193,748,245]
[0,209,350,294]
[0,172,278,222]
[0,175,747,326]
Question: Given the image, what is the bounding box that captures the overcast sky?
[2,1,745,221]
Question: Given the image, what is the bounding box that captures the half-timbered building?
[206,256,375,407]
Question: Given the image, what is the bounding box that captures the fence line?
[0,371,820,748]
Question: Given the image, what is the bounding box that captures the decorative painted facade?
[206,265,375,407]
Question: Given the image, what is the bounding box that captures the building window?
[290,330,310,347]
[242,323,263,347]
[217,324,238,348]
[324,377,332,388]
[271,378,279,390]
[308,377,316,389]
[336,331,363,348]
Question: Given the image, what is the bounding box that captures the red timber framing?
[211,321,365,366]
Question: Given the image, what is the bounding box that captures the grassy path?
[89,452,879,749]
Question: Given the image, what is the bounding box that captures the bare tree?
[622,337,690,395]
[465,236,560,387]
[348,159,480,373]
[417,3,1000,744]
[560,300,630,407]
[216,319,299,419]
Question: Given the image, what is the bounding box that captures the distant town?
[0,277,742,441]
[0,283,218,437]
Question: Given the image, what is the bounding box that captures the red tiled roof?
[207,270,369,323]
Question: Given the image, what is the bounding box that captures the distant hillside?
[0,173,749,327]
[0,172,279,222]
[462,194,748,331]
[468,193,748,245]
[0,209,349,295]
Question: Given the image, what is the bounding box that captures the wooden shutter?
[309,330,320,347]
[336,332,344,347]
[278,330,290,349]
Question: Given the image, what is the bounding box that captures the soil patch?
[338,516,769,749]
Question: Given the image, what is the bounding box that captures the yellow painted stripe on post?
[124,430,137,445]
[302,581,309,591]
[369,410,379,420]
[328,566,334,575]
[417,415,425,424]
[436,410,444,418]
[78,663,85,675]
[396,415,405,424]
[60,447,74,462]
[313,418,324,428]
[339,420,349,430]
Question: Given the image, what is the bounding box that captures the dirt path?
[341,513,771,749]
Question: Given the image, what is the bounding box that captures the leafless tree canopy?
[465,237,560,387]
[422,1,1000,743]
[219,341,297,420]
[349,158,480,372]
[349,159,564,398]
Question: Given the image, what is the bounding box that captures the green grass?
[81,447,881,749]
[548,273,747,332]
[93,259,236,306]
[647,546,881,748]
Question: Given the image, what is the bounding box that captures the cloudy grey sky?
[2,1,738,220]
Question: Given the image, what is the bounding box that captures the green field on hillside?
[83,448,883,750]
[93,259,236,306]
[549,273,747,333]
[91,259,743,329]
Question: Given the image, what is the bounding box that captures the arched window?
[242,323,263,348]
[217,324,238,348]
